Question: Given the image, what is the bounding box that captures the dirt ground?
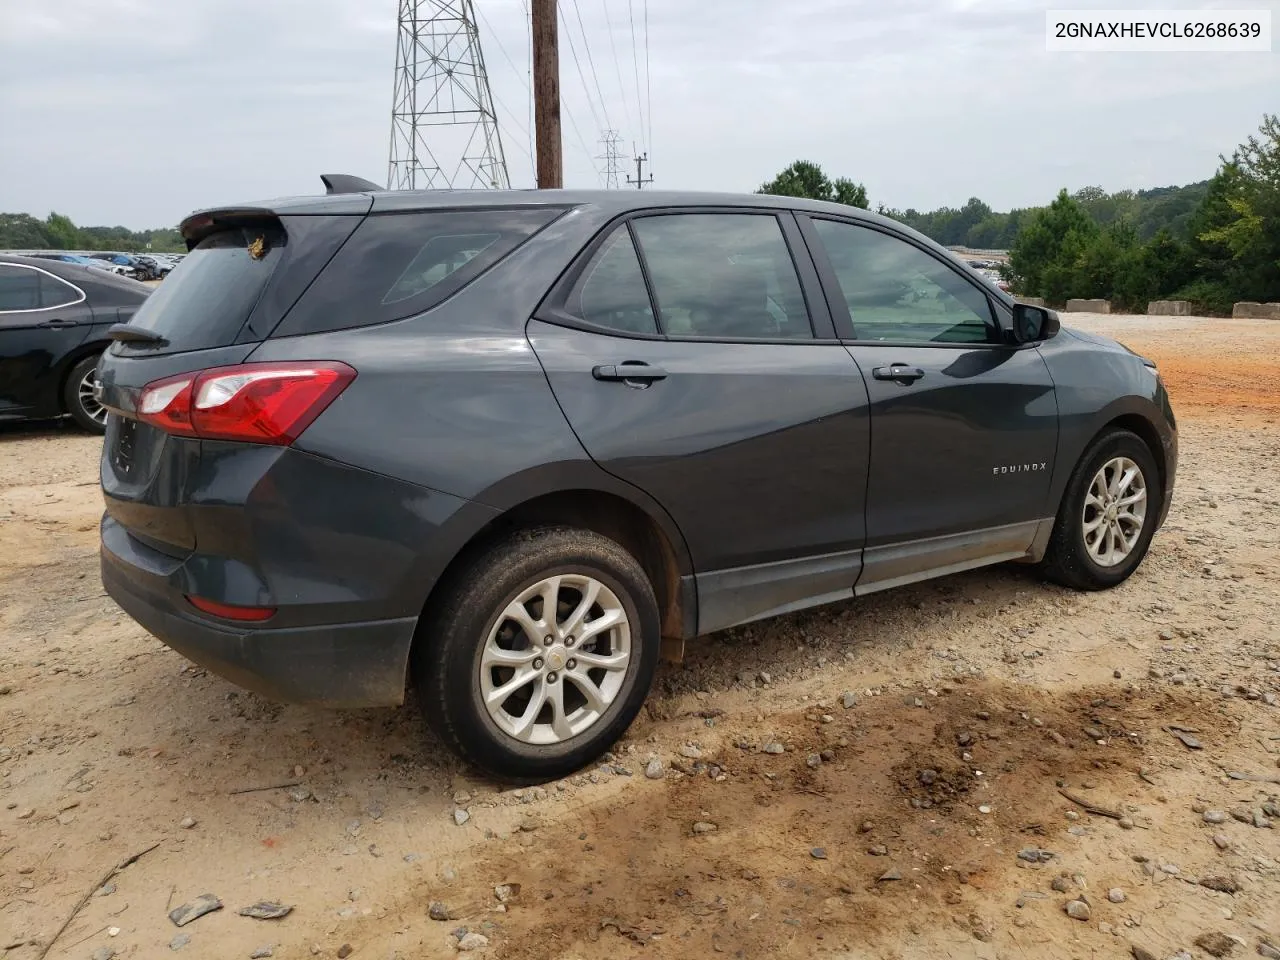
[2,313,1278,960]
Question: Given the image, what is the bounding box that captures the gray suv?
[97,177,1177,782]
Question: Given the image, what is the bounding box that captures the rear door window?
[273,207,563,338]
[116,225,287,352]
[39,272,83,308]
[569,226,658,335]
[0,265,41,311]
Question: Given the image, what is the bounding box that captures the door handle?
[38,318,77,329]
[872,364,925,384]
[592,362,668,383]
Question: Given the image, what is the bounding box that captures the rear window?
[117,225,285,353]
[270,208,561,338]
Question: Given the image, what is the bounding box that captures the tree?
[757,160,869,209]
[1007,189,1099,300]
[44,212,79,249]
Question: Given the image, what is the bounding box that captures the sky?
[0,0,1276,228]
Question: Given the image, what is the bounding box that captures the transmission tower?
[388,0,510,191]
[597,130,625,189]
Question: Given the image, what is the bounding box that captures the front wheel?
[64,354,108,434]
[414,526,661,783]
[1040,428,1162,590]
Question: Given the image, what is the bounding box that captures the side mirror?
[1009,303,1060,344]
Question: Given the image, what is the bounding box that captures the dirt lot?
[2,313,1278,960]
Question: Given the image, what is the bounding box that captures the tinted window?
[39,273,81,308]
[811,219,994,343]
[571,226,657,335]
[277,207,561,338]
[631,214,812,340]
[120,224,286,352]
[0,266,41,311]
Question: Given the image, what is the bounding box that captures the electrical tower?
[597,130,625,189]
[388,0,510,191]
[626,149,654,190]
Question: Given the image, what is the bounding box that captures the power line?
[643,0,652,161]
[627,0,646,155]
[476,0,534,183]
[557,0,604,134]
[601,0,635,141]
[569,0,613,135]
[522,0,534,185]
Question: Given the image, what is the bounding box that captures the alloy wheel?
[1081,456,1147,567]
[479,574,631,745]
[77,369,108,427]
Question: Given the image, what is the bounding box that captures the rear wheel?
[1040,429,1161,590]
[64,354,108,434]
[414,526,660,783]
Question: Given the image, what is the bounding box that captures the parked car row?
[2,250,185,282]
[0,253,152,431]
[966,259,1012,292]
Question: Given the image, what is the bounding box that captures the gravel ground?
[1,313,1278,960]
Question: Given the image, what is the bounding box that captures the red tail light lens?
[137,362,356,445]
[186,595,277,621]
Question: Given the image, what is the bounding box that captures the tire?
[1040,428,1162,591]
[414,525,661,783]
[63,354,108,434]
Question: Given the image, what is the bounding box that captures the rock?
[92,949,116,960]
[644,758,664,780]
[168,934,190,951]
[868,844,888,856]
[1198,875,1241,894]
[806,754,822,770]
[957,732,973,747]
[1265,802,1280,819]
[978,805,992,815]
[877,868,902,882]
[820,750,835,763]
[1204,809,1229,825]
[810,847,827,860]
[1118,817,1135,830]
[1051,876,1070,893]
[758,671,772,685]
[1229,808,1252,824]
[692,821,717,835]
[859,821,873,833]
[169,894,223,927]
[97,881,117,897]
[518,816,540,833]
[1213,834,1231,850]
[288,786,311,802]
[1192,932,1237,957]
[1130,947,1158,960]
[453,791,472,805]
[1160,863,1180,875]
[1251,808,1271,829]
[762,742,784,755]
[493,883,520,903]
[179,816,197,830]
[429,902,453,921]
[1064,899,1091,921]
[679,744,702,759]
[1257,942,1280,960]
[238,902,293,920]
[457,932,489,951]
[1017,848,1052,863]
[841,691,858,709]
[336,946,353,959]
[250,949,274,959]
[1108,887,1127,903]
[453,808,470,827]
[919,769,938,786]
[1084,726,1106,740]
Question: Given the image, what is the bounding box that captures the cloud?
[0,0,1275,226]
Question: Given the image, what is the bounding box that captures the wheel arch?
[55,339,110,414]
[414,477,697,663]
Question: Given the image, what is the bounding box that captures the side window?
[0,266,41,311]
[569,226,657,335]
[811,219,995,344]
[276,207,562,338]
[630,214,813,340]
[39,273,81,308]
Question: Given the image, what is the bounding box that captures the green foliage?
[757,160,869,209]
[0,211,185,253]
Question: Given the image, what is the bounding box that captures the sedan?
[0,254,151,432]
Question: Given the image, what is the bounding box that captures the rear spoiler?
[320,174,384,195]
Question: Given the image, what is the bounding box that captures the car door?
[797,215,1058,594]
[529,209,871,634]
[0,263,93,419]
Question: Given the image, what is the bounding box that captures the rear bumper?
[102,522,416,708]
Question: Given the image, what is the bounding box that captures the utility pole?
[531,0,562,189]
[626,150,654,190]
[597,130,625,189]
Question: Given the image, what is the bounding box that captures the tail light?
[137,362,355,445]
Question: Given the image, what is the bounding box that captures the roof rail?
[320,174,385,195]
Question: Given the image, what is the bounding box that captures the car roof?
[0,252,151,300]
